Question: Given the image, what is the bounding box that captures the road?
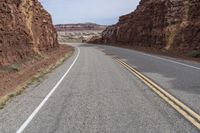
[0,43,199,133]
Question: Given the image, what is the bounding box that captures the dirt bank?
[0,45,73,109]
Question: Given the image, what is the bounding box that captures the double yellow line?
[114,57,200,130]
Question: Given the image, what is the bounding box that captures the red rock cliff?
[0,0,59,66]
[101,0,200,52]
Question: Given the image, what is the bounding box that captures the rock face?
[0,0,58,66]
[55,23,107,31]
[58,31,104,43]
[55,23,107,43]
[101,0,200,52]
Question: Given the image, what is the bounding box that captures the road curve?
[0,43,199,133]
[94,44,200,114]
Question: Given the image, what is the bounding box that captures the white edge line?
[101,45,200,70]
[139,52,200,70]
[16,47,80,133]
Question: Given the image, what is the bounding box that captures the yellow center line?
[114,58,200,130]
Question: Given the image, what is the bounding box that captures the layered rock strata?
[100,0,200,52]
[0,0,58,66]
[55,23,107,43]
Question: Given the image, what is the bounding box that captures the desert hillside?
[0,0,72,105]
[95,0,200,56]
[0,0,59,66]
[55,23,107,43]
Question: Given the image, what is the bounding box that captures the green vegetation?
[188,50,200,58]
[0,63,21,73]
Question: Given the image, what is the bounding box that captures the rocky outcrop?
[55,23,107,31]
[100,0,200,52]
[58,31,104,43]
[0,0,58,66]
[56,23,107,43]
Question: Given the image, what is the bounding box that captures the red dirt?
[0,45,73,98]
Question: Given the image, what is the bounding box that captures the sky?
[39,0,140,25]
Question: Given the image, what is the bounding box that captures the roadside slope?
[0,0,72,108]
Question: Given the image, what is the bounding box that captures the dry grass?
[0,49,73,109]
[0,64,21,73]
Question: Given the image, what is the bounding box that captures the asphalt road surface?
[0,43,199,133]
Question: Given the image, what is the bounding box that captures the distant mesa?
[55,23,107,43]
[55,23,107,31]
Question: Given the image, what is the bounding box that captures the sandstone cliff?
[0,0,59,66]
[100,0,200,53]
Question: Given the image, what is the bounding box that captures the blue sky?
[40,0,140,25]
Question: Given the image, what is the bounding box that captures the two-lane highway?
[95,44,200,114]
[0,43,199,133]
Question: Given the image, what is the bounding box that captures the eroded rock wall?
[101,0,200,52]
[0,0,58,66]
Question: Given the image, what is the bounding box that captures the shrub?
[188,50,200,58]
